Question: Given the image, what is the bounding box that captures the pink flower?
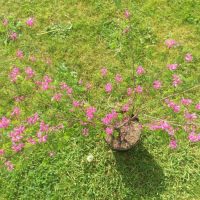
[5,161,14,171]
[15,96,25,102]
[172,74,181,87]
[86,83,92,91]
[0,149,5,156]
[115,74,123,83]
[105,127,113,135]
[27,137,36,145]
[10,67,20,82]
[86,107,96,120]
[2,18,8,26]
[181,98,192,106]
[27,113,39,125]
[127,88,133,96]
[173,105,180,113]
[26,17,35,27]
[153,80,162,89]
[52,93,62,102]
[135,85,143,93]
[102,110,118,125]
[169,139,177,149]
[16,50,24,59]
[73,101,80,108]
[66,87,73,95]
[185,53,193,62]
[149,120,175,136]
[101,68,108,76]
[122,104,130,112]
[184,112,197,121]
[82,128,89,136]
[188,132,198,142]
[38,135,48,143]
[9,32,17,40]
[165,39,177,48]
[25,67,35,79]
[39,75,52,90]
[12,143,24,152]
[105,83,112,93]
[9,126,25,143]
[0,117,10,129]
[136,66,145,75]
[165,99,180,113]
[60,82,68,90]
[167,64,178,71]
[195,102,200,110]
[124,10,130,19]
[40,121,49,132]
[11,107,21,117]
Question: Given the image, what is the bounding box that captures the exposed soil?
[105,118,141,151]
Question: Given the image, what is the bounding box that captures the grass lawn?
[0,0,200,199]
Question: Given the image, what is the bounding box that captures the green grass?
[0,0,200,199]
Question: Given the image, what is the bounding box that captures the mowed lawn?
[0,0,200,199]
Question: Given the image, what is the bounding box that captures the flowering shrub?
[0,11,199,171]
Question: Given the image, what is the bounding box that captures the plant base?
[105,118,141,151]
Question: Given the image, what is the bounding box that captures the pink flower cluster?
[86,107,96,120]
[52,93,62,102]
[153,80,162,89]
[127,88,133,96]
[165,99,180,113]
[169,139,177,149]
[168,64,178,71]
[115,74,123,83]
[105,83,112,93]
[165,39,177,48]
[73,101,80,108]
[101,68,108,76]
[16,50,24,59]
[102,110,118,125]
[60,82,73,95]
[10,67,20,82]
[149,120,175,136]
[11,107,21,117]
[136,66,145,75]
[27,113,39,125]
[5,161,14,171]
[135,85,143,93]
[36,75,52,90]
[25,67,35,79]
[9,126,25,143]
[0,117,10,128]
[196,102,200,110]
[10,32,17,40]
[185,53,193,62]
[184,112,197,121]
[0,149,5,156]
[105,127,113,135]
[172,74,181,87]
[26,17,35,27]
[37,132,48,143]
[40,121,49,132]
[188,132,200,142]
[181,98,192,106]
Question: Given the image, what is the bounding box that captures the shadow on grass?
[114,142,165,199]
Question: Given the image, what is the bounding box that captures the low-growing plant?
[0,10,199,171]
